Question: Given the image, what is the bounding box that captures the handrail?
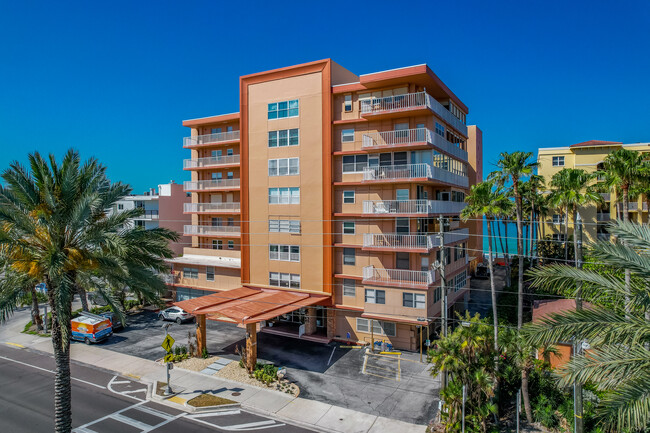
[362,199,467,215]
[184,179,240,190]
[183,131,240,147]
[184,202,241,213]
[184,225,241,235]
[363,233,436,250]
[362,265,434,285]
[184,155,240,169]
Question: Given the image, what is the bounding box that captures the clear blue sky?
[1,0,649,193]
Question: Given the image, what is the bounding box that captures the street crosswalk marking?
[73,400,184,433]
[184,411,286,431]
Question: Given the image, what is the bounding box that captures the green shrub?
[174,346,181,356]
[202,347,209,359]
[533,395,560,429]
[180,345,187,355]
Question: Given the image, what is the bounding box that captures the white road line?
[229,420,279,429]
[0,355,105,389]
[111,413,153,431]
[122,388,148,395]
[185,415,285,431]
[327,346,336,366]
[107,375,144,401]
[111,380,131,384]
[134,404,177,419]
[186,409,241,418]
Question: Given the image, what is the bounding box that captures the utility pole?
[574,212,584,433]
[462,384,466,433]
[516,389,521,433]
[437,215,448,389]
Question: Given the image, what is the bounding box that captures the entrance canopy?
[174,287,329,325]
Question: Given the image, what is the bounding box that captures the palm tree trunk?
[521,368,533,423]
[77,285,89,312]
[564,208,569,261]
[503,219,511,287]
[47,280,73,433]
[30,286,43,331]
[496,216,505,262]
[487,218,498,349]
[529,206,535,260]
[623,186,631,316]
[573,205,579,265]
[514,182,524,329]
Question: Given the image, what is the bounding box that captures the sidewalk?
[1,309,425,433]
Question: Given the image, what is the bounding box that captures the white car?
[158,307,194,324]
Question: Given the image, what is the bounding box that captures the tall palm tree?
[525,220,650,432]
[599,149,647,315]
[549,168,602,263]
[461,181,506,350]
[0,150,178,432]
[492,151,538,329]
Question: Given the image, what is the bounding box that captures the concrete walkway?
[0,306,426,433]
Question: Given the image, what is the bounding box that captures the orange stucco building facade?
[168,59,483,352]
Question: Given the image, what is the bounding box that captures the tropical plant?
[462,180,506,351]
[525,220,650,432]
[428,313,498,433]
[0,150,177,432]
[491,151,538,330]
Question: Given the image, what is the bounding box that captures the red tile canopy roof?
[569,140,622,149]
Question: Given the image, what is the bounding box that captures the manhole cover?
[232,392,241,396]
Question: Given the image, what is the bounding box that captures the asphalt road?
[0,344,312,433]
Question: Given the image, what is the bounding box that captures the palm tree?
[492,151,538,329]
[461,181,506,351]
[0,150,178,432]
[525,220,650,432]
[549,168,602,263]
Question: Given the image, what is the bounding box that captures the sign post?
[161,324,175,395]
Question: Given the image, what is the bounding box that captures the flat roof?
[166,254,241,269]
[182,112,240,127]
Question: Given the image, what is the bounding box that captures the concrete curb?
[185,402,241,413]
[242,403,333,433]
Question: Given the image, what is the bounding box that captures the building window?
[211,128,221,134]
[212,240,223,250]
[356,318,395,336]
[552,156,565,167]
[403,292,425,309]
[183,267,198,279]
[227,171,233,180]
[269,244,300,262]
[343,279,356,297]
[365,289,385,304]
[435,122,445,137]
[455,271,467,292]
[454,243,466,261]
[434,286,442,303]
[552,214,564,225]
[269,272,300,289]
[396,252,410,269]
[269,219,300,233]
[117,204,124,210]
[343,190,355,204]
[269,187,300,204]
[268,129,299,147]
[268,100,299,119]
[343,248,355,265]
[342,221,355,234]
[228,240,234,250]
[268,158,300,176]
[227,148,234,156]
[227,126,233,132]
[206,267,214,281]
[344,95,352,112]
[552,234,566,242]
[341,129,355,142]
[342,154,368,173]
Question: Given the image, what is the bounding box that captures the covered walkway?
[174,287,328,370]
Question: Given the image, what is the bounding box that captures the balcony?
[359,92,467,137]
[362,199,467,216]
[361,128,468,161]
[184,179,240,191]
[440,228,470,245]
[362,163,468,187]
[362,265,435,288]
[133,210,159,220]
[363,233,437,252]
[184,155,240,170]
[184,225,241,237]
[184,202,241,214]
[183,131,240,148]
[161,273,180,284]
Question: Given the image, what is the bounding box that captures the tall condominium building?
[110,182,191,256]
[538,140,650,244]
[168,60,483,352]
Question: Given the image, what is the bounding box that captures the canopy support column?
[196,314,207,355]
[246,323,257,372]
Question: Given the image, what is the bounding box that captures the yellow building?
[538,140,650,244]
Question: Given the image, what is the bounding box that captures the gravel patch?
[171,356,221,372]
[215,362,299,397]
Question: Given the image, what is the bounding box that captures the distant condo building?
[167,60,483,351]
[538,140,650,244]
[110,182,191,256]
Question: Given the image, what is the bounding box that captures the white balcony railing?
[133,210,159,220]
[183,131,240,147]
[362,163,468,187]
[184,155,240,169]
[362,265,434,286]
[363,233,437,250]
[184,179,240,191]
[184,202,241,213]
[361,128,468,161]
[362,199,467,215]
[359,92,467,136]
[184,225,240,236]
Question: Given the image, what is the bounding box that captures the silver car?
[158,307,194,324]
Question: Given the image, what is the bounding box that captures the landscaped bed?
[214,362,299,397]
[186,394,236,407]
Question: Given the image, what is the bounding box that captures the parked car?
[71,313,112,344]
[158,307,194,324]
[474,263,490,279]
[98,311,123,331]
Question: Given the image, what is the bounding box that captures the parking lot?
[99,310,440,425]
